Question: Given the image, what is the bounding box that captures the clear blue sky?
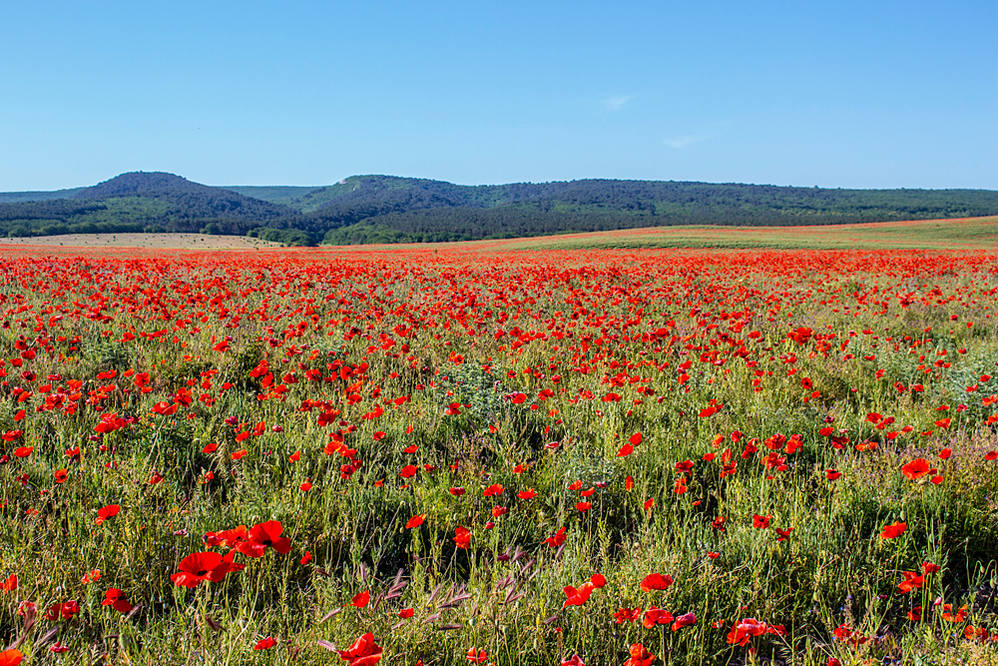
[1,1,995,190]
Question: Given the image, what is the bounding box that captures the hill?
[2,172,998,245]
[0,172,294,239]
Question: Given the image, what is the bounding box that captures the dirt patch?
[0,233,280,249]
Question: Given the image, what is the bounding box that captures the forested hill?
[2,172,997,245]
[0,172,294,238]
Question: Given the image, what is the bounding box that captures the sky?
[1,1,996,191]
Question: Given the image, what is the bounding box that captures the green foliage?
[3,172,997,243]
[247,226,318,246]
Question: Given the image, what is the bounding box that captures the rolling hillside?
[3,172,997,245]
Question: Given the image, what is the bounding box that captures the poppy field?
[2,246,998,665]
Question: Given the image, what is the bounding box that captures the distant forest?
[2,172,996,245]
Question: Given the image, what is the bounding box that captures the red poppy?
[171,551,242,588]
[334,632,382,665]
[640,573,673,592]
[544,526,567,548]
[881,521,907,539]
[642,607,674,628]
[95,504,121,525]
[101,588,133,613]
[405,514,426,529]
[623,643,656,666]
[237,520,291,557]
[253,637,276,650]
[671,612,696,631]
[0,650,23,666]
[562,573,605,609]
[901,459,931,480]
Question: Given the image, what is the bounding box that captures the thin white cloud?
[663,135,704,149]
[602,95,632,111]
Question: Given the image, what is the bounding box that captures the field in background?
[0,215,994,252]
[0,232,279,249]
[349,215,998,252]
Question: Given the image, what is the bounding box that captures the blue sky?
[1,1,995,190]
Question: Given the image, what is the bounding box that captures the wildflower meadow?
[1,246,997,665]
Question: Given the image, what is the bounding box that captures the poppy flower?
[454,526,471,549]
[726,617,768,645]
[640,573,673,592]
[237,520,291,557]
[171,551,242,588]
[405,514,426,529]
[881,521,907,539]
[544,526,567,548]
[901,458,931,480]
[642,607,674,628]
[671,611,696,631]
[941,604,968,623]
[334,632,382,665]
[0,649,23,666]
[562,574,605,608]
[349,590,370,608]
[623,643,656,666]
[253,637,276,650]
[95,504,121,525]
[614,607,642,623]
[99,588,131,613]
[44,600,79,621]
[897,571,924,593]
